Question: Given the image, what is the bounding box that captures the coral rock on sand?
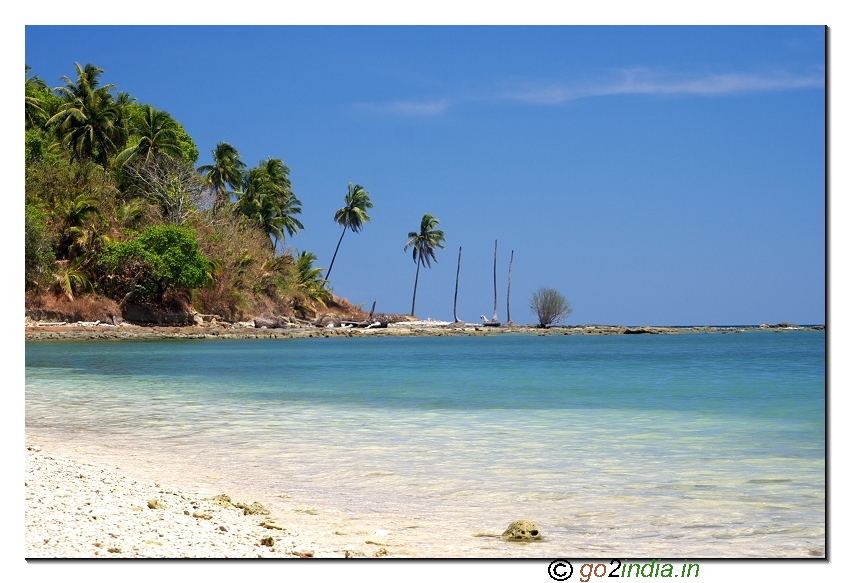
[236,501,270,515]
[502,520,542,541]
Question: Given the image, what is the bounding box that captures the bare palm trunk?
[326,226,347,280]
[506,249,514,325]
[411,254,422,316]
[492,239,498,322]
[453,246,462,323]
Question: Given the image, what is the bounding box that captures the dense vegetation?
[25,62,343,322]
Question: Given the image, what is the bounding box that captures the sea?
[25,330,825,557]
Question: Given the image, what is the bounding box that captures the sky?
[24,26,825,325]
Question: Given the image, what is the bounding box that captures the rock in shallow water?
[501,520,542,541]
[236,501,270,515]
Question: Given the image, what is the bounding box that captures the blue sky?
[24,25,825,325]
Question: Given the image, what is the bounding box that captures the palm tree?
[48,63,122,166]
[257,157,303,245]
[111,91,135,154]
[296,251,332,306]
[235,160,303,248]
[198,142,246,211]
[326,183,373,280]
[115,105,182,166]
[25,65,48,129]
[404,213,446,317]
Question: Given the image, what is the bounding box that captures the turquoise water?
[25,332,825,557]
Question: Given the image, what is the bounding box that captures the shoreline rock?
[24,321,825,342]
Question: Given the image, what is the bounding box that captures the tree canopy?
[25,62,332,321]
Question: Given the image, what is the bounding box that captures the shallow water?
[25,332,825,557]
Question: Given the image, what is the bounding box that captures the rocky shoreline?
[24,320,824,342]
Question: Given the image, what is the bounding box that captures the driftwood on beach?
[315,313,389,329]
[254,313,389,329]
[253,315,292,329]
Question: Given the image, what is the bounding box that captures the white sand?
[24,445,390,559]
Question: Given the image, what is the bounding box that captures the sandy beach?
[25,443,398,559]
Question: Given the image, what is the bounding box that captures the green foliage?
[25,65,60,130]
[25,129,61,165]
[25,62,326,321]
[25,205,56,291]
[296,251,332,306]
[199,142,246,210]
[173,122,199,165]
[52,258,93,300]
[404,213,445,316]
[404,213,446,267]
[48,63,126,167]
[101,225,210,301]
[235,158,303,246]
[334,183,373,234]
[529,286,572,328]
[115,105,183,167]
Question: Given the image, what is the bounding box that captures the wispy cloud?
[503,68,824,105]
[353,68,823,115]
[355,99,451,116]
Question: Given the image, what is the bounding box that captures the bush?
[530,286,572,328]
[25,205,55,291]
[100,225,211,301]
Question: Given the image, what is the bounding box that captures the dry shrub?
[191,211,302,321]
[315,297,370,321]
[530,286,572,328]
[25,292,121,323]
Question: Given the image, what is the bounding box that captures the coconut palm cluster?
[24,63,347,321]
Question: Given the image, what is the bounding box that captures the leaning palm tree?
[326,183,373,280]
[404,213,446,317]
[198,142,246,211]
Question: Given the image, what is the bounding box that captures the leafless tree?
[505,250,515,326]
[530,286,572,328]
[126,153,209,225]
[453,246,462,323]
[492,239,498,322]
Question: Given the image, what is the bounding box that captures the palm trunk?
[411,254,422,317]
[453,246,462,322]
[492,239,498,322]
[506,250,514,325]
[325,226,347,280]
